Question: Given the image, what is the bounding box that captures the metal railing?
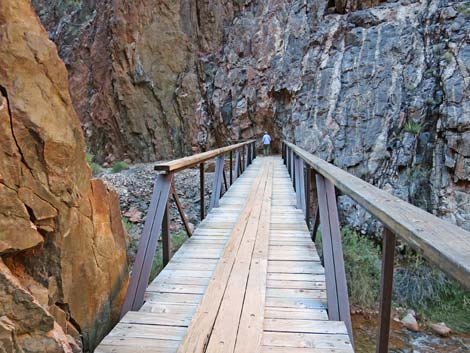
[282,140,470,353]
[121,140,256,317]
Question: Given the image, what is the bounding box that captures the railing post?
[305,165,311,227]
[285,145,289,170]
[210,155,225,210]
[235,150,241,178]
[290,149,295,188]
[316,175,354,344]
[376,229,396,353]
[245,145,249,169]
[223,166,228,193]
[287,146,291,175]
[292,151,296,191]
[249,143,252,165]
[200,162,205,220]
[229,151,233,185]
[295,156,305,213]
[162,200,171,266]
[121,172,173,316]
[311,171,320,241]
[248,143,253,165]
[300,159,306,214]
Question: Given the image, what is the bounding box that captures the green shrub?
[404,120,422,134]
[122,216,133,233]
[458,2,470,17]
[394,251,470,332]
[341,227,382,307]
[86,152,103,175]
[442,52,453,64]
[111,161,129,173]
[315,227,381,308]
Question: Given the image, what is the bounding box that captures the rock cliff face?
[203,0,470,231]
[32,0,469,231]
[0,1,129,352]
[33,0,202,163]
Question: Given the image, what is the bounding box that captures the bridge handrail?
[283,141,470,290]
[155,140,256,173]
[121,140,257,317]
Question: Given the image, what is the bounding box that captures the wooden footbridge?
[96,141,470,353]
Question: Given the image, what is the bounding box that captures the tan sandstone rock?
[401,312,420,332]
[431,322,451,337]
[0,0,129,351]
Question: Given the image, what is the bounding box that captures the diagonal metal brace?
[171,182,192,237]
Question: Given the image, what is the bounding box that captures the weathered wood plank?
[264,319,348,334]
[234,159,274,353]
[265,307,328,321]
[262,332,352,349]
[205,161,272,353]
[267,273,326,282]
[268,261,324,274]
[175,161,269,353]
[265,297,327,310]
[267,280,326,290]
[107,323,186,340]
[121,311,191,327]
[144,292,202,305]
[96,338,179,353]
[261,346,353,353]
[266,288,327,299]
[146,284,207,295]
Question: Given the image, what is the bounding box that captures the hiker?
[262,131,272,156]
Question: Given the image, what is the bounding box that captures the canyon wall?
[204,0,470,231]
[0,1,129,352]
[32,0,469,231]
[31,0,231,163]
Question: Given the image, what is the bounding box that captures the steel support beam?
[121,172,173,316]
[209,155,225,210]
[376,229,396,353]
[316,175,353,344]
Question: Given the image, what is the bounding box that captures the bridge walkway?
[96,156,354,353]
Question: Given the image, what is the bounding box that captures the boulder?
[431,322,451,337]
[401,312,419,332]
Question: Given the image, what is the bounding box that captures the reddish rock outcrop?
[33,0,203,163]
[0,0,129,351]
[31,0,243,163]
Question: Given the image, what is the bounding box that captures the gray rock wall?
[204,0,470,231]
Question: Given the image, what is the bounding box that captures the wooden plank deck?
[95,157,354,353]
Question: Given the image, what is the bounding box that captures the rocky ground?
[101,163,216,261]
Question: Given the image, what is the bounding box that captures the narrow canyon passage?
[1,1,469,352]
